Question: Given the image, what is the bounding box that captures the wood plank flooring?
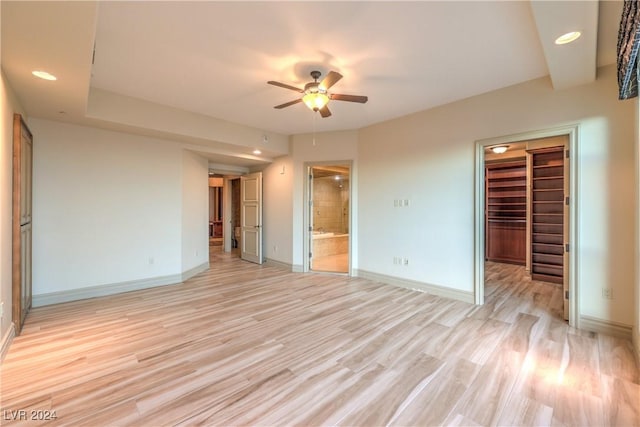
[1,255,638,426]
[311,253,349,274]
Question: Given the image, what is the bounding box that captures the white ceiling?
[1,1,622,167]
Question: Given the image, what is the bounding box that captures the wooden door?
[528,145,568,320]
[240,172,263,264]
[13,114,33,334]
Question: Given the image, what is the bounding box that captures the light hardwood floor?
[1,255,638,426]
[311,253,349,273]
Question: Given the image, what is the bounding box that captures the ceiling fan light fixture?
[491,145,508,154]
[302,91,329,111]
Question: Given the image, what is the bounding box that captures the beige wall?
[181,149,209,272]
[30,119,208,304]
[358,64,635,327]
[0,70,26,353]
[261,155,294,265]
[635,98,640,362]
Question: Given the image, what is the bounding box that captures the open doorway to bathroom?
[308,164,350,273]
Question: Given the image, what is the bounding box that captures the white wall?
[358,64,636,327]
[1,70,26,345]
[262,155,294,265]
[30,119,208,302]
[290,131,358,270]
[181,149,209,272]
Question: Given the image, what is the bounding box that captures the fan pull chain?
[312,112,317,146]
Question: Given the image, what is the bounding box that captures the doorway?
[208,174,224,252]
[475,126,577,326]
[306,163,351,274]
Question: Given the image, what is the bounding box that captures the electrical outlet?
[273,245,278,253]
[394,199,399,207]
[602,288,613,299]
[148,257,155,265]
[403,199,410,207]
[403,258,409,265]
[195,250,199,257]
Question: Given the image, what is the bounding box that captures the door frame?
[303,160,353,275]
[474,125,579,327]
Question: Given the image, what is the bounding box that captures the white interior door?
[241,172,263,264]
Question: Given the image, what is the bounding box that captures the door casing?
[474,125,578,327]
[303,160,353,274]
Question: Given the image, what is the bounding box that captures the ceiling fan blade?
[319,105,332,118]
[319,71,343,91]
[274,98,302,109]
[330,93,368,103]
[268,81,303,92]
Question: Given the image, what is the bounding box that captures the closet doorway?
[475,127,577,325]
[305,163,351,274]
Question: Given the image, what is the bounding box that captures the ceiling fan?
[267,70,368,118]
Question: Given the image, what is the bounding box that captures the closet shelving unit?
[530,147,565,284]
[485,160,526,265]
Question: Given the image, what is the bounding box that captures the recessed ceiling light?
[32,70,57,81]
[491,146,508,154]
[253,149,262,155]
[555,31,581,45]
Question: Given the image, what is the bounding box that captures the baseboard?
[580,315,633,339]
[33,261,210,308]
[292,264,304,273]
[354,269,475,304]
[265,258,293,271]
[1,323,15,362]
[182,261,209,281]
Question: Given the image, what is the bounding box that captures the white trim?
[292,264,304,273]
[355,269,474,304]
[265,258,294,271]
[33,262,209,307]
[580,315,632,339]
[182,262,210,281]
[1,323,15,362]
[474,124,579,328]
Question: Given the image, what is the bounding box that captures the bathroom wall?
[313,176,349,234]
